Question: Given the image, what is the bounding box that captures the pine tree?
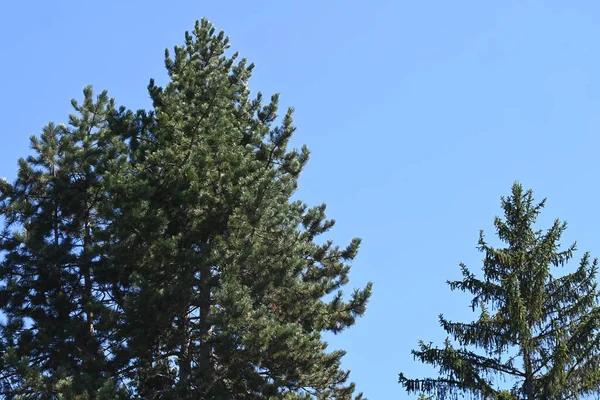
[399,183,600,399]
[106,19,372,399]
[0,88,130,398]
[1,18,371,399]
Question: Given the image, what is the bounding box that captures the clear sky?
[2,1,600,398]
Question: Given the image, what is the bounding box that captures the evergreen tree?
[0,88,130,398]
[108,19,371,399]
[0,18,371,399]
[400,183,600,399]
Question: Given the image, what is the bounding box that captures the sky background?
[2,1,600,398]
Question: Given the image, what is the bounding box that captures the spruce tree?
[399,183,600,399]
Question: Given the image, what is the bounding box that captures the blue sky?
[2,1,600,398]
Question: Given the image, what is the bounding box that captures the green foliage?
[0,89,130,398]
[400,183,600,399]
[0,18,370,399]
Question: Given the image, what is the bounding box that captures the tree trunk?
[524,350,534,400]
[179,305,192,397]
[198,263,213,392]
[83,215,95,337]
